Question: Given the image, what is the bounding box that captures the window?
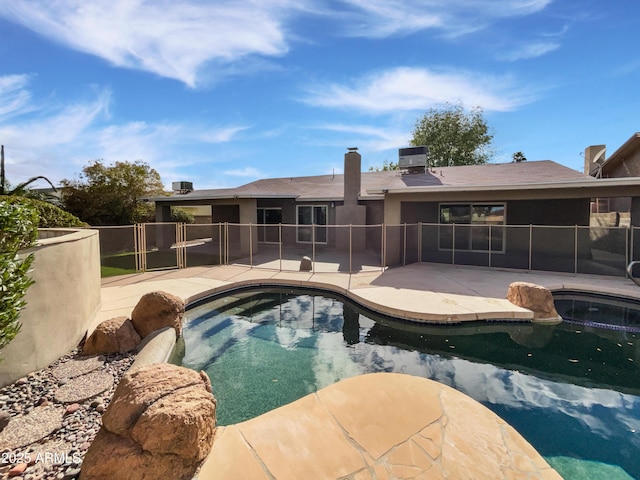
[439,203,505,252]
[257,208,282,243]
[297,205,327,243]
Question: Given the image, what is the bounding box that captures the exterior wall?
[399,198,592,272]
[0,229,102,386]
[507,199,590,226]
[605,149,640,178]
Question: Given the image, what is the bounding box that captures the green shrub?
[0,195,87,228]
[170,207,195,224]
[0,200,38,352]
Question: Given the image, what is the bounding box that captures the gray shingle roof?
[157,160,590,202]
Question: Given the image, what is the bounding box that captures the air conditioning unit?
[398,146,428,170]
[172,181,193,193]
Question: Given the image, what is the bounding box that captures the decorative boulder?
[83,316,142,355]
[130,291,185,338]
[300,256,312,272]
[0,411,9,433]
[507,282,561,323]
[81,363,216,480]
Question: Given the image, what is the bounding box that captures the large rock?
[81,363,216,480]
[81,430,196,480]
[130,291,185,338]
[83,317,141,355]
[507,282,561,323]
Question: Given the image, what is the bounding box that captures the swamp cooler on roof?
[398,146,429,170]
[172,181,193,194]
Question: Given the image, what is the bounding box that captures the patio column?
[238,198,258,255]
[383,195,402,266]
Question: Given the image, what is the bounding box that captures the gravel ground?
[0,348,135,480]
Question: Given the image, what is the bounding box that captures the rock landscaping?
[80,363,216,480]
[0,290,185,480]
[0,348,135,480]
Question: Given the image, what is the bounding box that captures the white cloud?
[332,0,553,38]
[303,66,534,114]
[0,0,556,87]
[224,166,262,177]
[196,126,249,144]
[0,78,253,185]
[500,41,561,61]
[315,123,409,151]
[0,0,304,88]
[0,74,36,119]
[0,86,111,181]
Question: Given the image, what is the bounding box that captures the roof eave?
[367,177,640,195]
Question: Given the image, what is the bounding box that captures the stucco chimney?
[344,147,361,206]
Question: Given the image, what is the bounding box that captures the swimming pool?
[172,287,640,480]
[554,290,640,333]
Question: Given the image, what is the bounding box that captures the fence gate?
[134,222,186,272]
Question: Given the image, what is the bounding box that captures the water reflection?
[176,289,640,479]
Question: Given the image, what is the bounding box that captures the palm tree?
[1,145,57,198]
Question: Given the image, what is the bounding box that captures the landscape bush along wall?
[0,195,87,228]
[0,200,38,353]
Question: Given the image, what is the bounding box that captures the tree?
[61,160,165,225]
[410,103,493,167]
[368,160,398,172]
[1,145,58,200]
[512,151,527,162]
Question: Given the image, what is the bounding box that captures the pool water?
[554,291,640,333]
[172,288,640,480]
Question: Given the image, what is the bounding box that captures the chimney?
[344,147,361,206]
[584,145,606,176]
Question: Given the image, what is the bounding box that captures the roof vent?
[172,181,193,194]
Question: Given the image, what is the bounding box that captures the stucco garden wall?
[0,228,101,386]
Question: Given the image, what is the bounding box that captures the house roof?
[367,160,591,192]
[150,160,597,201]
[600,132,640,176]
[152,159,640,204]
[154,160,594,203]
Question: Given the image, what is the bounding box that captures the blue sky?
[0,0,639,190]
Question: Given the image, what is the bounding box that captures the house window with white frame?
[297,205,327,243]
[439,203,505,252]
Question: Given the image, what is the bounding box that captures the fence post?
[279,223,282,272]
[134,223,145,272]
[418,222,422,263]
[574,225,578,275]
[249,223,253,269]
[225,222,229,265]
[217,223,221,265]
[177,223,186,269]
[349,224,353,274]
[488,224,492,268]
[403,223,407,267]
[312,223,316,273]
[528,224,532,272]
[381,223,386,271]
[452,223,456,265]
[626,226,630,268]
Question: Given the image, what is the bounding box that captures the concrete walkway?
[97,262,640,329]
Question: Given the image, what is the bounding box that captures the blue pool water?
[172,287,640,480]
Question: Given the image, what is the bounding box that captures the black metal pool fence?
[93,223,640,277]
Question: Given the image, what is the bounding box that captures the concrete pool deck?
[97,262,640,330]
